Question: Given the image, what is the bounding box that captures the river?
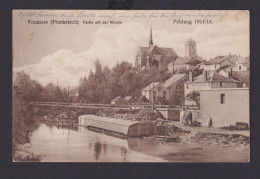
[30,122,249,162]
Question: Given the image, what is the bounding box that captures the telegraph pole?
[67,85,69,104]
[152,62,155,111]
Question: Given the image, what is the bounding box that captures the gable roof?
[229,56,249,64]
[226,62,247,70]
[174,55,202,66]
[125,96,134,101]
[174,56,192,65]
[147,45,162,56]
[187,70,239,83]
[137,46,177,58]
[231,71,250,83]
[138,47,150,57]
[111,96,124,102]
[186,55,203,65]
[160,47,177,57]
[204,56,226,65]
[163,74,186,88]
[142,82,160,91]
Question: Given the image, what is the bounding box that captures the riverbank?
[33,105,250,151]
[29,122,249,162]
[13,143,42,162]
[152,121,250,151]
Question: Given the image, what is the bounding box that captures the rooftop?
[79,115,140,126]
[186,70,240,83]
[163,74,186,88]
[142,82,160,91]
[138,45,177,57]
[200,88,249,91]
[111,96,123,102]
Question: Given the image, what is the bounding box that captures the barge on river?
[78,115,157,137]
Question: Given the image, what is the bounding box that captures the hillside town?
[107,26,249,129]
[13,20,250,162]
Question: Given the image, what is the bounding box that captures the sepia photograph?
[12,10,250,162]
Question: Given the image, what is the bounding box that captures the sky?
[13,10,249,87]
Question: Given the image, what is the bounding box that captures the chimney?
[189,71,193,82]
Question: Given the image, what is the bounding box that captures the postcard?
[12,10,249,162]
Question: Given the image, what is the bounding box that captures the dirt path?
[170,121,250,137]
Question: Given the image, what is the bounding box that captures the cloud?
[13,20,249,87]
[14,49,92,87]
[13,22,149,87]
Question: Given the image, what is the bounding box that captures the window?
[220,94,225,104]
[220,82,223,87]
[158,87,161,92]
[186,84,189,89]
[239,66,241,70]
[163,91,166,99]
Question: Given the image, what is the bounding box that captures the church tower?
[149,25,153,48]
[185,38,196,56]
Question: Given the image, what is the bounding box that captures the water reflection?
[30,122,249,162]
[94,142,102,161]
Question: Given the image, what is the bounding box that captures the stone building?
[201,56,233,71]
[141,74,188,103]
[185,38,197,57]
[168,55,202,73]
[141,82,168,102]
[135,26,177,71]
[184,70,243,106]
[200,88,249,127]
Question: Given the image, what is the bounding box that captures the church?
[135,26,178,71]
[168,38,203,73]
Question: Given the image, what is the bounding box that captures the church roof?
[138,47,150,56]
[137,45,177,58]
[160,47,177,57]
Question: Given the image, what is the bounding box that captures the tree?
[169,83,185,107]
[186,91,200,107]
[13,85,39,161]
[14,72,43,103]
